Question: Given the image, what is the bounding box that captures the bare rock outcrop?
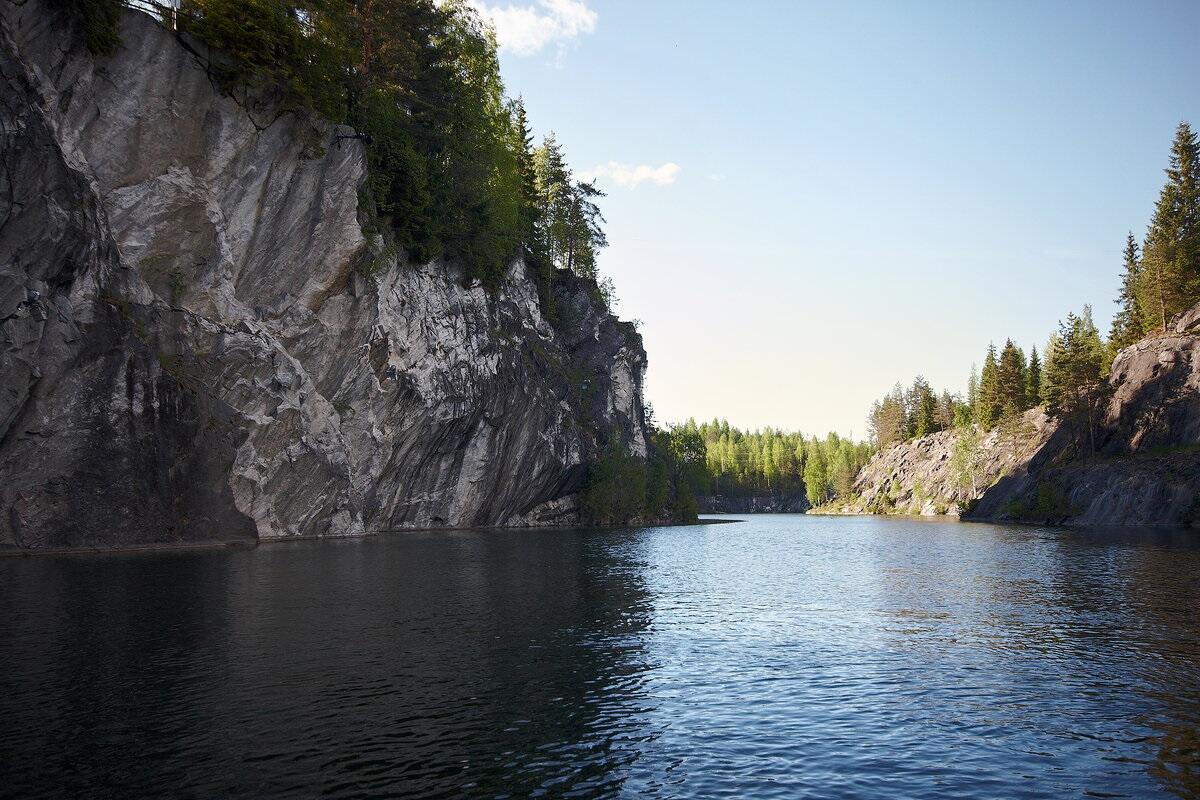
[0,5,648,549]
[813,410,1057,517]
[833,307,1200,527]
[968,311,1200,526]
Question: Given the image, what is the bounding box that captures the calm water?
[2,515,1200,798]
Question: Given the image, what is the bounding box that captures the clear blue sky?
[474,0,1200,437]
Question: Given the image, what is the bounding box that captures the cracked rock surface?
[0,4,647,549]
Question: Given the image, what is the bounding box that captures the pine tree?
[908,376,938,438]
[995,339,1026,418]
[976,344,1000,428]
[966,363,979,419]
[1040,333,1059,406]
[1043,307,1107,453]
[1138,122,1200,331]
[1109,232,1143,352]
[1026,346,1041,407]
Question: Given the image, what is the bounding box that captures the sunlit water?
[2,515,1199,798]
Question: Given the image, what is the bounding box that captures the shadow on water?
[0,528,659,798]
[2,517,1199,798]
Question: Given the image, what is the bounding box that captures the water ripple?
[1,517,1199,798]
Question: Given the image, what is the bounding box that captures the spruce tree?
[1026,346,1042,407]
[1139,122,1200,330]
[976,344,1000,429]
[995,339,1026,418]
[966,364,979,420]
[1042,308,1107,452]
[1109,232,1143,351]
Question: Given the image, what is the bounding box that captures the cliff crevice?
[0,4,648,549]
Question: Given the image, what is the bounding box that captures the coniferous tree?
[935,390,957,431]
[908,376,938,438]
[966,363,979,420]
[869,384,906,450]
[1138,122,1200,330]
[1110,233,1144,352]
[1026,346,1042,407]
[976,344,1000,428]
[995,339,1027,418]
[1043,307,1107,453]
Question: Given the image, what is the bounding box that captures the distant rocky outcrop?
[967,307,1200,526]
[821,307,1200,527]
[0,4,648,549]
[812,410,1057,518]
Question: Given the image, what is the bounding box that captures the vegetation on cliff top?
[868,121,1199,463]
[63,0,611,307]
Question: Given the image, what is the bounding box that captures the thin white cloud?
[467,0,597,57]
[582,161,681,188]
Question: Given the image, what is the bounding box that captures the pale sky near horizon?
[471,0,1200,438]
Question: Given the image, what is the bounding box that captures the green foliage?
[1110,233,1144,354]
[1000,482,1073,521]
[579,439,648,526]
[54,0,123,55]
[579,422,710,526]
[173,0,609,293]
[674,419,871,507]
[869,378,966,450]
[1136,122,1200,332]
[1025,346,1042,406]
[1043,306,1107,454]
[949,421,982,495]
[180,0,350,119]
[976,343,1000,428]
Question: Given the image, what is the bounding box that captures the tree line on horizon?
[65,0,612,308]
[692,419,872,508]
[870,122,1199,458]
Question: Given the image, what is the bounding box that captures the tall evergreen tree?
[1110,232,1144,351]
[1042,307,1107,453]
[908,376,938,438]
[976,344,1000,428]
[1026,346,1042,407]
[966,363,979,419]
[1138,122,1200,330]
[995,339,1027,417]
[1040,333,1059,406]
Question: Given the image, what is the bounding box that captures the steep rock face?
[968,309,1200,526]
[0,5,648,549]
[814,410,1057,517]
[831,305,1200,527]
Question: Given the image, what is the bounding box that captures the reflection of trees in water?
[1037,527,1200,799]
[1114,531,1200,799]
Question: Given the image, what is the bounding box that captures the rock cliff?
[821,307,1200,527]
[813,410,1057,517]
[967,308,1200,526]
[0,4,648,549]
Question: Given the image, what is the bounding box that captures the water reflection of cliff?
[222,529,659,797]
[1113,530,1200,799]
[0,531,658,798]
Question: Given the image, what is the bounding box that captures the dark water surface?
[3,515,1200,798]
